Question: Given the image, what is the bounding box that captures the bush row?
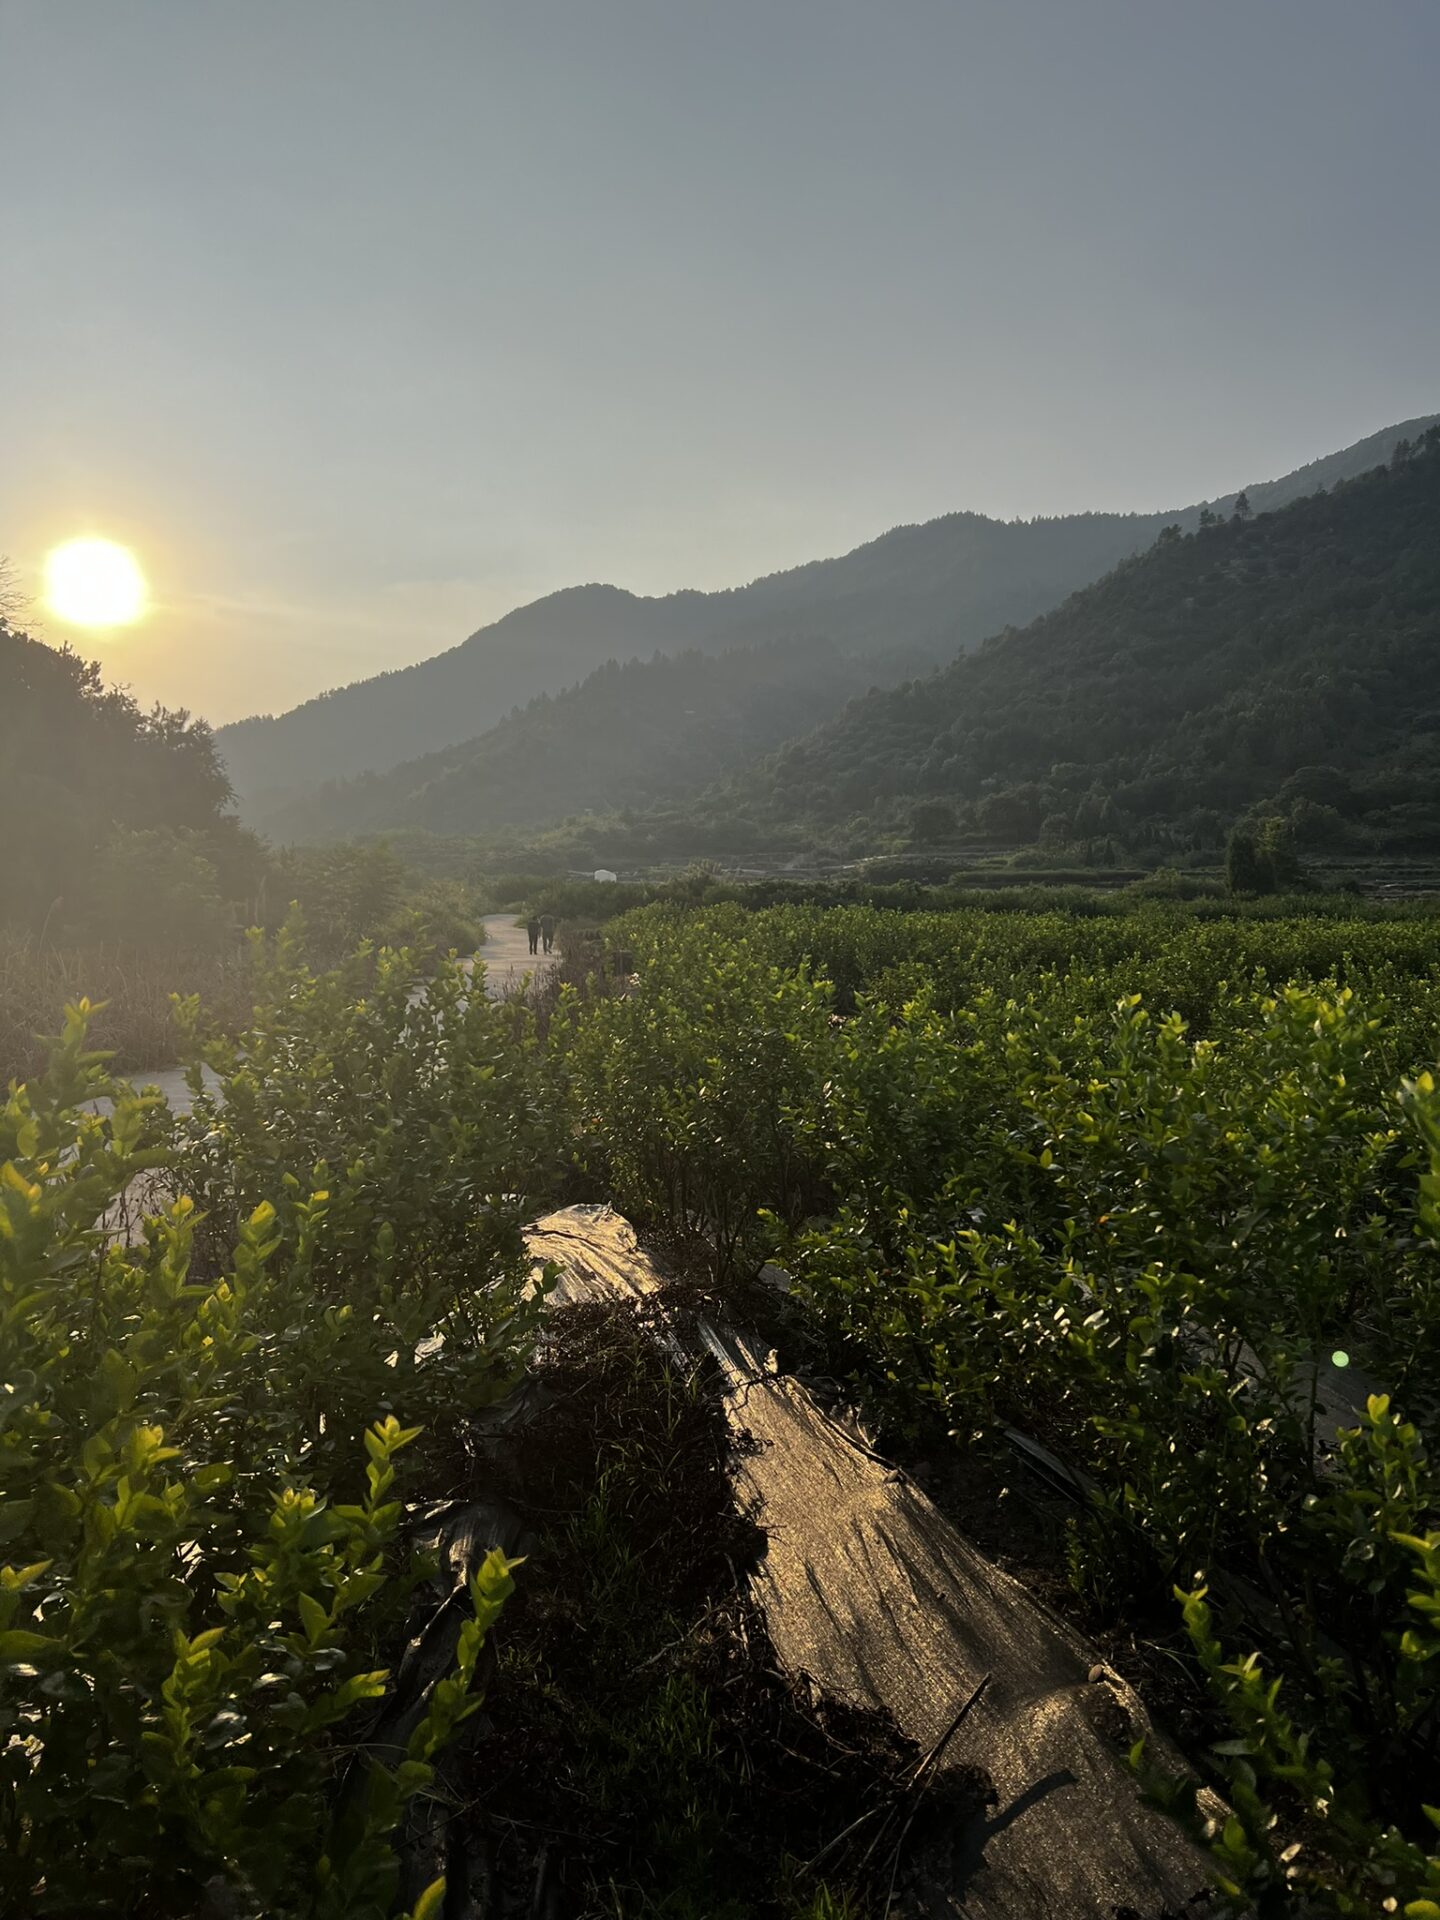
[555,904,1440,1913]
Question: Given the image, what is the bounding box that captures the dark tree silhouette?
[0,621,245,940]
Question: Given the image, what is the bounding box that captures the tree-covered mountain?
[255,636,870,843]
[216,415,1436,813]
[720,429,1440,855]
[0,622,259,942]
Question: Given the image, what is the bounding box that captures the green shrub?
[553,915,833,1276]
[172,929,558,1472]
[784,989,1440,1909]
[1,956,548,1914]
[79,825,231,950]
[557,902,1440,1909]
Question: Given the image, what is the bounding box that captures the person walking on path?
[526,915,541,956]
[540,913,556,955]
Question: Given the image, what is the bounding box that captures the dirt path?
[477,911,556,998]
[527,1205,1221,1918]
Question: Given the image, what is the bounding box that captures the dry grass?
[0,934,255,1088]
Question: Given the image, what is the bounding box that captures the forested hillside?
[0,621,258,941]
[216,415,1436,812]
[0,624,499,1084]
[256,636,869,842]
[728,430,1440,854]
[216,519,1165,809]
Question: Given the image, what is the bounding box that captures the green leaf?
[0,1560,52,1591]
[298,1591,329,1645]
[97,1346,139,1416]
[0,1628,63,1666]
[408,1877,447,1920]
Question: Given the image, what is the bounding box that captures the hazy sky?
[3,1,1437,725]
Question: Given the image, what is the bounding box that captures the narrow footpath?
[476,912,557,998]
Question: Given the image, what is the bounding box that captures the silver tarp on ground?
[527,1205,1222,1920]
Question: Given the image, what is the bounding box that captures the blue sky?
[3,0,1437,721]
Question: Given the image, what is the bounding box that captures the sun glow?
[44,537,148,629]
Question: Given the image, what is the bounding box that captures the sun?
[44,537,148,629]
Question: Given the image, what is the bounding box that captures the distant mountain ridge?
[217,413,1437,817]
[717,428,1440,853]
[255,635,871,843]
